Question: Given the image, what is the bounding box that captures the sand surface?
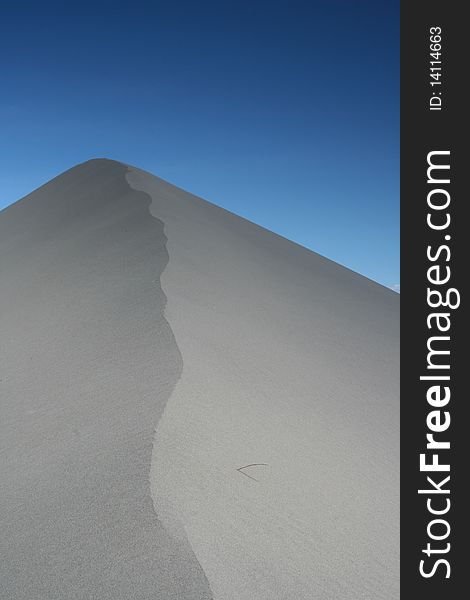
[1,159,399,599]
[128,166,399,599]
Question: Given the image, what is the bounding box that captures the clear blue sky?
[0,0,399,288]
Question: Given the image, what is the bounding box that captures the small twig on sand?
[236,463,268,482]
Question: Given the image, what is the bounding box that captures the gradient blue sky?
[0,0,399,288]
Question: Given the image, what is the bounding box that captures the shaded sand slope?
[127,166,400,600]
[0,160,212,599]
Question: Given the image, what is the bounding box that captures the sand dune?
[1,159,399,599]
[0,160,211,599]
